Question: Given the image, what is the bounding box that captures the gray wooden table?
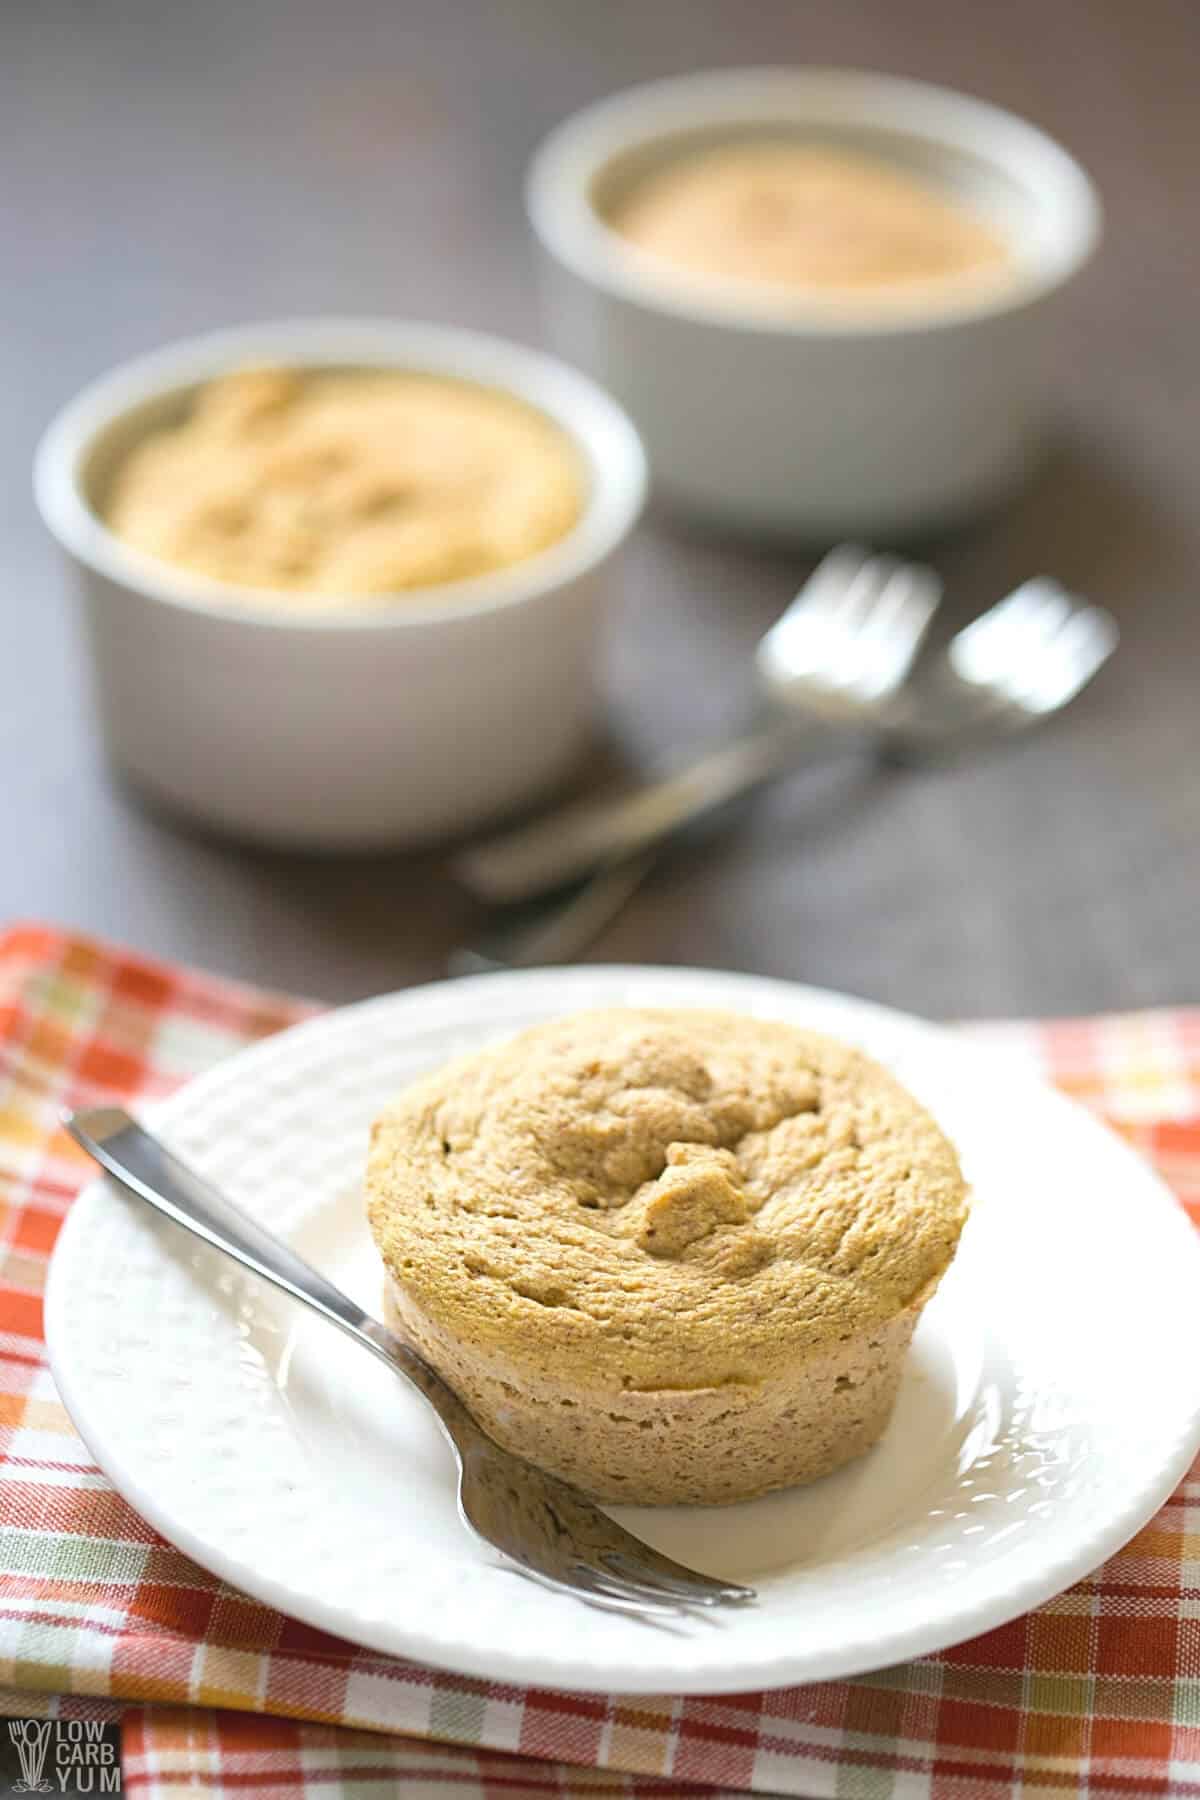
[4,0,1197,1017]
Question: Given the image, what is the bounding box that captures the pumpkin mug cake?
[366,1008,967,1506]
[608,141,1016,310]
[104,365,584,606]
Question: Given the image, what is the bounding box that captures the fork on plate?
[65,1106,755,1622]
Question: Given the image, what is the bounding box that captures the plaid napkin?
[1,924,1197,1800]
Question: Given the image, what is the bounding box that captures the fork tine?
[759,551,939,702]
[825,553,902,636]
[797,544,873,616]
[1013,581,1075,648]
[851,564,940,652]
[949,579,1071,685]
[594,1533,756,1603]
[766,544,870,623]
[506,1562,691,1619]
[478,1465,758,1610]
[768,546,873,642]
[765,556,893,686]
[1011,603,1119,712]
[936,579,1117,729]
[1060,604,1119,671]
[577,1561,748,1616]
[818,557,939,694]
[548,1488,756,1605]
[756,546,875,682]
[601,1551,754,1606]
[848,566,941,696]
[567,1563,694,1615]
[583,1509,756,1601]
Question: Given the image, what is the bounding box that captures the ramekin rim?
[526,66,1103,339]
[32,317,648,632]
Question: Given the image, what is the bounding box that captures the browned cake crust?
[366,1008,967,1505]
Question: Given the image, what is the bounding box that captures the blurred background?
[5,0,1197,1015]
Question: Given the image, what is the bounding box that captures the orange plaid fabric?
[1,924,1197,1799]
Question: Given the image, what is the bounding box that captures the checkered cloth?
[1,925,1197,1799]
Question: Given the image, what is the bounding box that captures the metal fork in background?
[454,547,943,907]
[65,1107,754,1621]
[457,577,1118,971]
[450,856,655,977]
[886,578,1118,756]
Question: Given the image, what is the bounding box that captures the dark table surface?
[4,0,1197,1019]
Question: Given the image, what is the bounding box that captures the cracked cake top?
[365,1008,967,1392]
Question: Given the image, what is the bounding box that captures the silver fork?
[64,1107,754,1620]
[454,547,943,906]
[454,576,1118,971]
[885,578,1119,754]
[454,566,1116,909]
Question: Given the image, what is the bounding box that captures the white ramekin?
[527,69,1101,540]
[34,319,646,850]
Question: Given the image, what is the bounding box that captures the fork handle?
[63,1107,477,1443]
[453,722,835,905]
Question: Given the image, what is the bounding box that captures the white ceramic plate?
[46,967,1200,1695]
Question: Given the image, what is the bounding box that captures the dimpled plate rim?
[45,965,1200,1695]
